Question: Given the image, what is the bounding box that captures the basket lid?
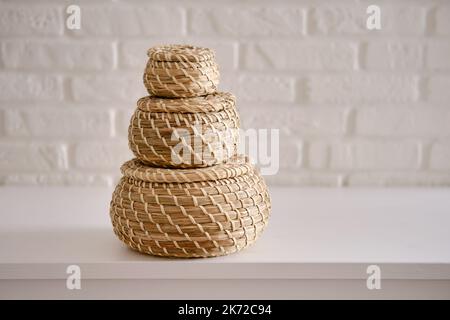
[137,92,235,114]
[147,45,215,63]
[121,155,253,183]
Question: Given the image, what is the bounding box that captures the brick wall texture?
[0,0,449,187]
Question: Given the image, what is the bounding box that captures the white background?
[0,0,449,187]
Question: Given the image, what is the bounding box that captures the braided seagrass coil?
[128,92,239,168]
[110,155,271,258]
[144,45,219,98]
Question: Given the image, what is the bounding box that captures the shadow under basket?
[109,155,271,258]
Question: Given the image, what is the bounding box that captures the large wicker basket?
[144,45,219,98]
[110,155,271,258]
[128,92,240,168]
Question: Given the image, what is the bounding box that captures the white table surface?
[1,187,450,298]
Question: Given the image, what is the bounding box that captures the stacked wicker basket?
[110,45,271,258]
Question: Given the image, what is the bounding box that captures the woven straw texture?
[144,45,219,98]
[128,92,240,168]
[109,156,271,258]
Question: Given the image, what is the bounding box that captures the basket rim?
[137,92,235,114]
[147,44,215,62]
[120,155,253,183]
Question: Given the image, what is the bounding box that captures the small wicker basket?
[144,45,219,98]
[110,156,271,258]
[128,92,240,168]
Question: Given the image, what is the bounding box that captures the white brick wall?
[0,0,449,187]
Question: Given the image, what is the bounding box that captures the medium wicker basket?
[144,45,219,98]
[128,92,240,168]
[110,155,271,258]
